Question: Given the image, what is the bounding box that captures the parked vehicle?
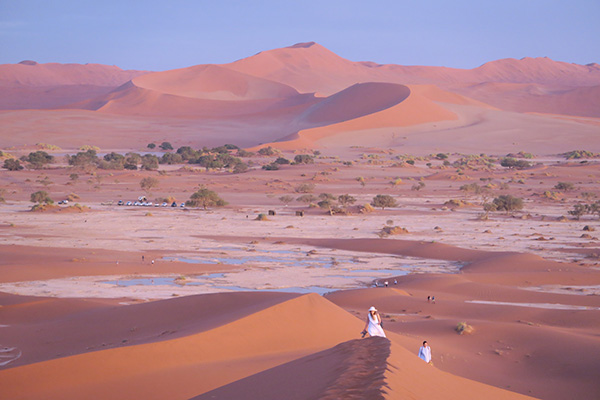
[126,201,133,206]
[162,202,168,207]
[180,203,185,208]
[118,200,124,206]
[171,202,177,207]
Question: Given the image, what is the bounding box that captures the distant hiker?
[418,341,432,364]
[431,296,435,304]
[394,279,397,285]
[151,259,155,265]
[361,306,386,338]
[142,255,145,262]
[427,295,431,303]
[384,281,389,287]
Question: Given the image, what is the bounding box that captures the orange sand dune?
[456,82,600,117]
[260,84,461,150]
[195,336,534,400]
[0,61,147,88]
[298,82,411,125]
[132,64,300,101]
[0,294,364,400]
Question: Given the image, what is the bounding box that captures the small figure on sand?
[142,255,145,262]
[431,296,435,304]
[151,259,155,265]
[394,279,397,285]
[361,306,386,338]
[427,295,431,303]
[418,341,432,364]
[384,281,389,287]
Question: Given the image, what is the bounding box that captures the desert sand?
[1,42,599,399]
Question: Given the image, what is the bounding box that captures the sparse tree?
[295,183,315,193]
[554,182,575,192]
[294,154,314,164]
[147,143,156,149]
[338,194,356,209]
[3,159,23,171]
[568,204,587,220]
[140,177,159,193]
[356,176,366,187]
[186,187,227,209]
[159,142,173,151]
[371,194,398,210]
[492,195,523,214]
[30,190,53,204]
[279,195,294,206]
[296,194,316,205]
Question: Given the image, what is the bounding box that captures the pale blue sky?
[1,0,598,71]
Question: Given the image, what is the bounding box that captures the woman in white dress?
[362,306,386,338]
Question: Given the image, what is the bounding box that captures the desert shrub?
[262,162,280,171]
[147,143,156,149]
[561,150,600,159]
[295,183,315,193]
[175,146,198,161]
[159,142,173,151]
[412,181,425,191]
[338,194,356,208]
[456,322,474,335]
[255,213,268,221]
[257,146,280,156]
[3,159,23,171]
[79,145,99,152]
[232,162,249,174]
[66,193,80,202]
[444,199,466,207]
[35,143,61,150]
[294,154,314,164]
[436,153,448,160]
[554,182,575,191]
[274,157,290,165]
[141,154,159,170]
[186,187,227,209]
[500,157,531,170]
[492,195,523,213]
[30,190,53,204]
[361,203,375,213]
[379,226,409,237]
[237,149,254,157]
[296,194,316,204]
[160,153,183,165]
[140,177,159,193]
[371,194,398,210]
[24,151,54,169]
[405,159,415,165]
[356,176,366,187]
[279,195,294,205]
[460,182,483,194]
[569,204,587,220]
[390,178,403,186]
[68,149,99,168]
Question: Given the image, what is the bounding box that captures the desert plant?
[554,182,575,191]
[30,190,53,204]
[412,181,425,191]
[338,194,356,209]
[274,157,290,165]
[500,157,531,170]
[24,151,54,169]
[295,183,315,193]
[293,154,314,164]
[147,143,156,149]
[279,195,294,205]
[492,195,523,214]
[371,194,398,210]
[378,226,409,237]
[296,194,316,204]
[255,213,268,221]
[456,322,474,335]
[262,163,280,171]
[568,204,587,220]
[356,176,366,187]
[140,177,159,193]
[257,146,280,156]
[159,142,173,151]
[141,154,159,170]
[3,158,23,171]
[186,187,227,209]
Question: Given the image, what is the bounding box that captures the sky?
[1,0,599,71]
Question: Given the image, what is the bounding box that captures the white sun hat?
[368,306,377,312]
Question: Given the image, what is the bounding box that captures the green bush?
[371,194,398,210]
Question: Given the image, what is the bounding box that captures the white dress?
[367,313,386,338]
[418,345,431,363]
